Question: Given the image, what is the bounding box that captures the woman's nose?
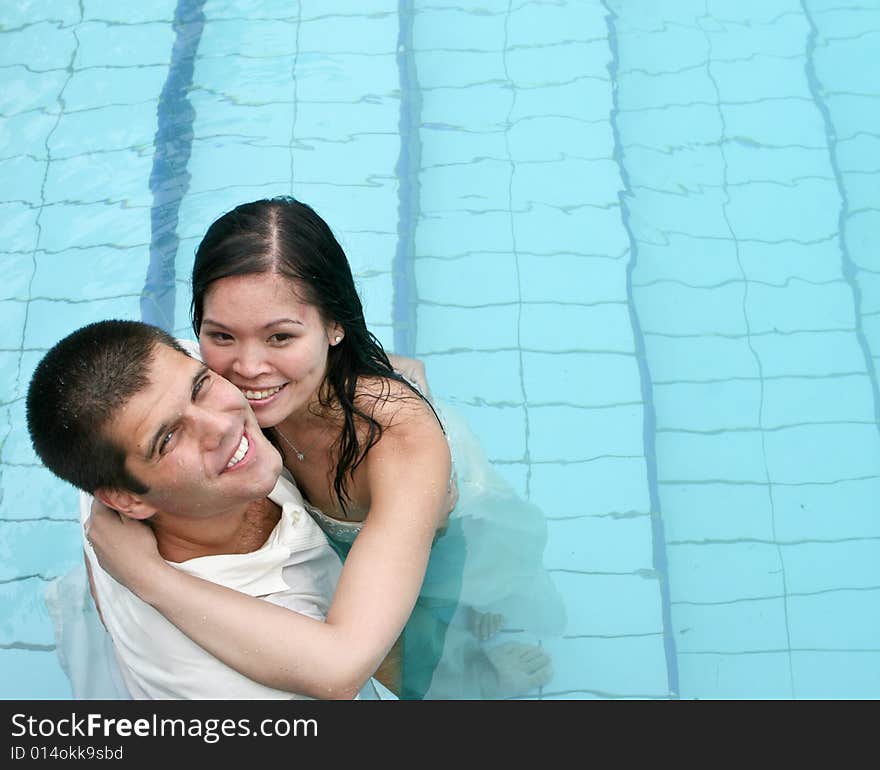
[231,345,269,379]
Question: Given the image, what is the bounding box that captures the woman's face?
[198,271,342,428]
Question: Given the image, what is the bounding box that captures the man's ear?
[94,488,157,521]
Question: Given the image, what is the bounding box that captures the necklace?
[274,422,329,462]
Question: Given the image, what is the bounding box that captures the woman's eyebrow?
[201,317,304,329]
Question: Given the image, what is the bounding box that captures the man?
[27,319,385,700]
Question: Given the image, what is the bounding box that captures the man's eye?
[193,374,210,398]
[159,430,175,453]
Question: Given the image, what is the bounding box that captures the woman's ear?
[94,488,157,521]
[328,321,344,346]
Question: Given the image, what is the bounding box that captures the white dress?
[306,398,567,699]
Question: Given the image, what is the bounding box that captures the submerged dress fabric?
[307,399,567,699]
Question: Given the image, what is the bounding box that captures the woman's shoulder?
[354,374,443,438]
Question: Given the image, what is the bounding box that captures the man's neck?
[150,498,282,563]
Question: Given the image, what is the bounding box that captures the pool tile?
[420,83,512,132]
[619,67,716,114]
[773,478,880,541]
[506,41,611,92]
[660,482,775,542]
[635,282,747,336]
[521,302,635,353]
[63,64,168,113]
[412,50,506,91]
[672,597,790,653]
[0,520,80,582]
[763,374,875,427]
[541,635,669,698]
[520,254,628,304]
[0,299,27,350]
[0,578,57,646]
[414,8,505,50]
[529,404,645,463]
[415,253,520,306]
[416,210,513,256]
[36,202,150,252]
[643,333,758,382]
[530,456,651,518]
[508,115,615,163]
[764,423,880,484]
[0,22,77,70]
[299,11,396,56]
[789,588,880,649]
[418,350,523,404]
[82,0,175,23]
[653,379,762,432]
[0,254,33,301]
[782,541,880,595]
[44,150,153,207]
[677,651,794,698]
[751,330,869,377]
[0,649,72,699]
[721,99,826,148]
[791,651,880,699]
[726,179,840,243]
[545,514,654,573]
[512,159,622,210]
[417,303,520,353]
[513,204,629,257]
[76,21,174,68]
[523,351,642,406]
[656,430,769,483]
[449,402,526,463]
[666,542,785,603]
[508,2,607,48]
[551,571,664,636]
[0,203,39,254]
[419,158,510,214]
[509,77,613,123]
[0,68,68,117]
[23,295,139,350]
[48,103,158,156]
[32,246,149,299]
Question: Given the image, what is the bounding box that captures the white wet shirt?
[81,472,378,699]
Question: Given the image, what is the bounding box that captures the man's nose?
[197,406,234,451]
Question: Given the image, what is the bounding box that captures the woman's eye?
[270,333,293,343]
[206,332,232,342]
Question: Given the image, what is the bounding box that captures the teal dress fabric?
[306,401,567,699]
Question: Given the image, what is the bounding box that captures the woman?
[88,197,564,699]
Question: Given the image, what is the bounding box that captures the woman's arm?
[86,392,449,699]
[387,353,432,399]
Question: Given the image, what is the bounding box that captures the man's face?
[101,343,282,518]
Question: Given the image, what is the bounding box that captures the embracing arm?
[87,397,449,699]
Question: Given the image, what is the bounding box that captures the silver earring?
[334,336,342,344]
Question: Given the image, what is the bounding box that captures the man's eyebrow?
[146,364,209,460]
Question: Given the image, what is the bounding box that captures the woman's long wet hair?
[191,197,426,515]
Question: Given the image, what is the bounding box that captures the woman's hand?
[86,498,165,596]
[388,354,431,399]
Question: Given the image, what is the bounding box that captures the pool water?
[2,0,879,699]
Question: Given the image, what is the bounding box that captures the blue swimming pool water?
[2,0,879,699]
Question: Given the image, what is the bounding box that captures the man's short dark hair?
[26,320,190,494]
